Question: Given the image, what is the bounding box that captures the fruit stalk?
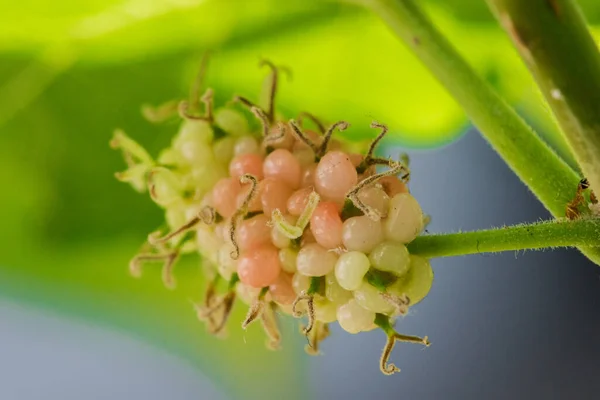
[354,0,600,264]
[408,218,600,258]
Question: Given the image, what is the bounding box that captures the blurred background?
[1,0,600,399]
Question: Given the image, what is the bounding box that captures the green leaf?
[0,240,308,400]
[3,1,599,148]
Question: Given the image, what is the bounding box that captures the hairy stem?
[486,0,600,196]
[408,218,600,258]
[355,0,600,264]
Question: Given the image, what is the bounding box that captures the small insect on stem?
[297,111,326,134]
[375,314,430,375]
[229,174,259,260]
[346,160,409,221]
[566,178,596,219]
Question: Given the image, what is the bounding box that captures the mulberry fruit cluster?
[111,60,434,375]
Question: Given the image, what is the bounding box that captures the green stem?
[408,218,600,258]
[354,0,600,264]
[356,0,577,215]
[486,0,600,196]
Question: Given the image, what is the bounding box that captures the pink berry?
[287,187,313,216]
[263,149,302,189]
[229,153,264,180]
[269,272,296,305]
[310,201,343,249]
[212,178,242,218]
[260,178,294,215]
[235,213,272,251]
[296,243,338,276]
[238,245,281,288]
[379,175,408,197]
[342,215,384,253]
[314,151,358,204]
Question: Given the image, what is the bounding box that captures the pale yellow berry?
[165,204,186,230]
[278,248,298,273]
[174,123,214,166]
[236,284,265,306]
[325,272,353,304]
[157,148,179,166]
[215,108,249,137]
[177,119,213,144]
[296,243,338,277]
[234,136,260,156]
[271,226,291,248]
[217,243,237,280]
[337,299,375,334]
[292,272,310,295]
[357,185,390,218]
[314,299,338,323]
[388,255,434,306]
[149,169,181,206]
[342,215,384,253]
[384,193,424,243]
[212,136,236,165]
[189,163,226,192]
[368,241,410,277]
[334,251,370,291]
[195,224,220,265]
[353,281,395,314]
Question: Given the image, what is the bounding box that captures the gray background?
[2,129,600,399]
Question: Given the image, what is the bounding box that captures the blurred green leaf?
[2,1,600,395]
[0,239,308,399]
